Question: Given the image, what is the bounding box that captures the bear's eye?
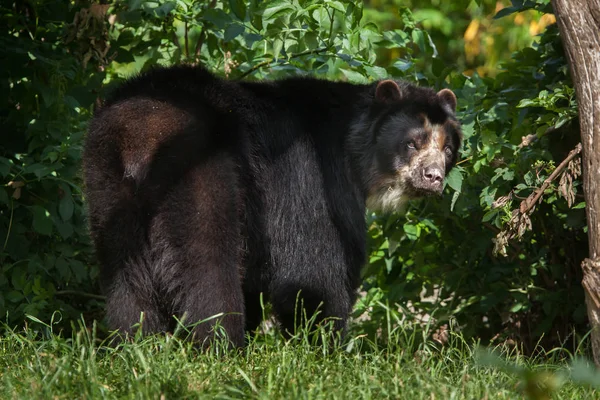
[407,141,416,150]
[444,146,453,157]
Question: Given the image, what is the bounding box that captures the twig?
[55,290,106,301]
[327,8,335,48]
[519,142,582,213]
[2,199,14,251]
[518,126,557,149]
[238,47,330,80]
[184,21,189,60]
[455,156,472,166]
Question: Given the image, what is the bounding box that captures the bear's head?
[359,80,462,213]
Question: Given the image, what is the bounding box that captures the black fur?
[83,65,462,346]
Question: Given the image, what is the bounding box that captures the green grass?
[1,316,599,399]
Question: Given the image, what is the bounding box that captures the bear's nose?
[423,166,443,183]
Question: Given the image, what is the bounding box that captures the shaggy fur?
[83,66,462,346]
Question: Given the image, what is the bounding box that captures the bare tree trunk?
[552,0,600,366]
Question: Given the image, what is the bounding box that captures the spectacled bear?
[83,65,462,346]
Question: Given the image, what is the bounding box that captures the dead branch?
[519,142,582,214]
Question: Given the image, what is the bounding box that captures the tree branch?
[194,31,205,59]
[519,142,582,214]
[237,47,330,80]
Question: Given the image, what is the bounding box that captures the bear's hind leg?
[270,279,353,338]
[154,155,245,347]
[105,259,172,337]
[84,158,172,338]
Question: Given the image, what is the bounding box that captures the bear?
[82,65,462,347]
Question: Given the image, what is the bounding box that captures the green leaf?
[204,8,232,30]
[384,257,394,273]
[263,1,295,21]
[304,31,319,49]
[224,24,245,42]
[446,168,463,192]
[388,238,399,256]
[524,171,534,186]
[25,163,55,179]
[0,157,11,177]
[340,69,369,84]
[411,30,426,52]
[5,290,24,303]
[59,195,74,221]
[460,120,475,138]
[0,188,8,205]
[398,6,415,29]
[393,59,412,72]
[327,1,346,13]
[311,7,329,28]
[364,66,388,80]
[251,11,263,30]
[403,223,420,240]
[154,2,176,17]
[284,37,299,54]
[510,302,524,312]
[70,260,87,283]
[56,221,74,239]
[55,257,71,280]
[482,209,498,223]
[229,0,247,20]
[450,190,460,212]
[11,268,27,291]
[32,206,53,236]
[272,38,283,59]
[494,6,518,19]
[351,1,363,26]
[517,98,537,108]
[502,169,514,181]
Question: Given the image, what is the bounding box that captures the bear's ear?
[437,88,457,114]
[375,80,402,104]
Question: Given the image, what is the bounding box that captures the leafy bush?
[1,1,107,327]
[359,1,587,352]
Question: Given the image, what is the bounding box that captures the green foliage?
[0,0,589,356]
[1,1,106,328]
[358,0,586,352]
[103,0,430,82]
[364,0,555,77]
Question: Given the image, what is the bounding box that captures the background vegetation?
[0,0,588,360]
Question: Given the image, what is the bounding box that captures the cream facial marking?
[409,116,446,173]
[366,169,410,213]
